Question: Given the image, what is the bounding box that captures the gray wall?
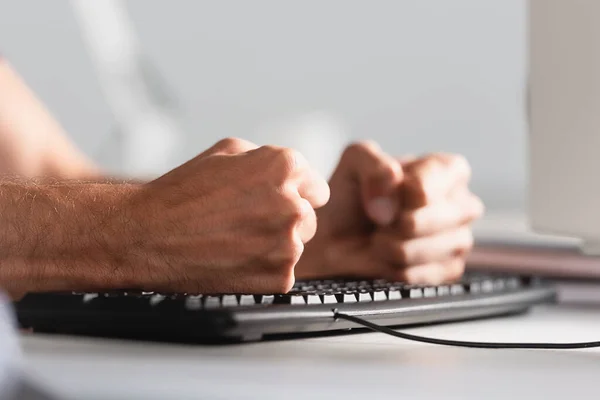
[0,0,527,211]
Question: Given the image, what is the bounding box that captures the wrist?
[87,182,147,289]
[2,181,144,293]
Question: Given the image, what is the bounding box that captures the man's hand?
[296,141,483,284]
[127,138,330,294]
[0,138,329,298]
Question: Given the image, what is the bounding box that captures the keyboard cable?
[333,311,600,349]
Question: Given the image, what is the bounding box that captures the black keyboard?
[14,273,555,343]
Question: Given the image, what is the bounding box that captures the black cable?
[334,312,600,349]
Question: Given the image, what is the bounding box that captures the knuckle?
[423,154,447,171]
[431,152,471,180]
[450,154,472,180]
[379,160,402,181]
[286,198,307,223]
[343,141,379,160]
[263,146,298,176]
[279,148,298,171]
[216,137,241,147]
[215,137,245,152]
[275,187,305,221]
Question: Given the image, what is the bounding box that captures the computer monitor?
[529,0,600,255]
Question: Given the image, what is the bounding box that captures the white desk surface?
[19,283,600,400]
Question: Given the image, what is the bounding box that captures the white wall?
[0,0,527,211]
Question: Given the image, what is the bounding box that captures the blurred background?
[0,0,527,214]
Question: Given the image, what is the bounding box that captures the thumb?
[364,160,403,226]
[337,141,403,226]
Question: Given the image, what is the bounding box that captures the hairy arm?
[0,178,141,299]
[0,57,100,179]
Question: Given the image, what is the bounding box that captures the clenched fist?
[126,138,330,294]
[296,141,483,284]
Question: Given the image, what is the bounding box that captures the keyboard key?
[261,295,274,305]
[149,294,166,307]
[83,293,98,303]
[307,295,321,304]
[240,295,255,306]
[222,295,238,307]
[185,295,203,310]
[437,286,450,296]
[468,281,481,294]
[204,296,221,309]
[343,293,357,303]
[358,292,371,302]
[291,296,305,305]
[506,277,520,290]
[493,279,505,291]
[323,294,337,304]
[388,290,401,300]
[424,287,437,298]
[450,284,465,295]
[373,291,387,301]
[481,280,494,293]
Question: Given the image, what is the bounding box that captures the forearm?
[0,58,100,179]
[0,178,140,298]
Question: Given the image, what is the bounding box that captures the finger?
[315,236,391,279]
[253,145,331,209]
[373,225,474,266]
[396,192,484,238]
[397,154,417,167]
[270,146,330,209]
[395,258,466,285]
[296,198,318,243]
[297,165,331,210]
[335,141,403,226]
[201,137,258,157]
[402,153,471,209]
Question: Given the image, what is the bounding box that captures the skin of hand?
[0,58,479,292]
[0,138,329,298]
[99,138,330,294]
[295,141,484,285]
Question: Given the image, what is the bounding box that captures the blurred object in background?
[0,0,527,212]
[69,0,184,178]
